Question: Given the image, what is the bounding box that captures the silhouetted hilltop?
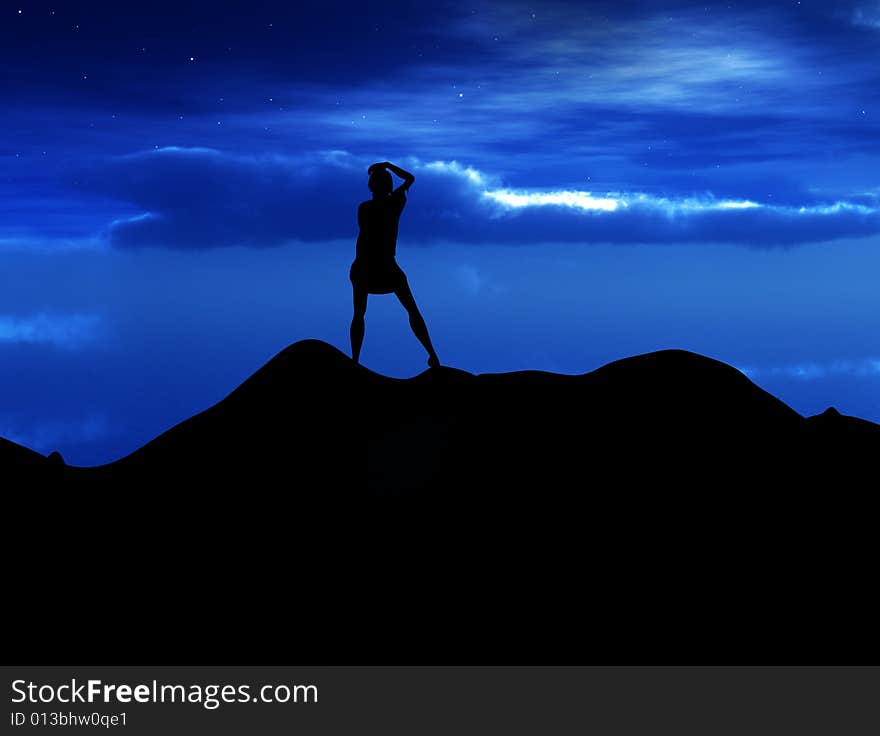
[6,340,878,665]
[28,338,870,491]
[5,339,878,493]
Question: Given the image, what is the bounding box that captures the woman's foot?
[427,353,441,368]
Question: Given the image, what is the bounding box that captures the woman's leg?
[395,283,440,367]
[351,286,368,363]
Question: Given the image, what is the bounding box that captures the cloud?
[0,235,105,253]
[86,147,365,249]
[473,188,880,245]
[0,313,102,348]
[82,147,880,249]
[253,0,880,181]
[428,0,876,123]
[741,357,880,381]
[851,3,880,28]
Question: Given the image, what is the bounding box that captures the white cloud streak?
[482,188,768,214]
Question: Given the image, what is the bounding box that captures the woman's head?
[368,168,393,195]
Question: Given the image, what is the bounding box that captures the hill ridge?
[3,339,876,485]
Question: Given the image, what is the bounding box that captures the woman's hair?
[368,169,393,194]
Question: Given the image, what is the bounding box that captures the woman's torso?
[355,191,406,264]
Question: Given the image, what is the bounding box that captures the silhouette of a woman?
[350,161,440,367]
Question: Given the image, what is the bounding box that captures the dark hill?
[5,340,878,664]
[26,338,877,491]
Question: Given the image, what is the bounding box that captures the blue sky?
[2,0,880,464]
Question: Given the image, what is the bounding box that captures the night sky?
[3,0,879,465]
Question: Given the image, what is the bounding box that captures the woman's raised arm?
[370,161,415,189]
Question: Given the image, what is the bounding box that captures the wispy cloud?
[851,3,880,29]
[278,0,872,164]
[741,357,880,381]
[0,236,106,253]
[0,313,103,348]
[442,3,804,114]
[171,2,877,185]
